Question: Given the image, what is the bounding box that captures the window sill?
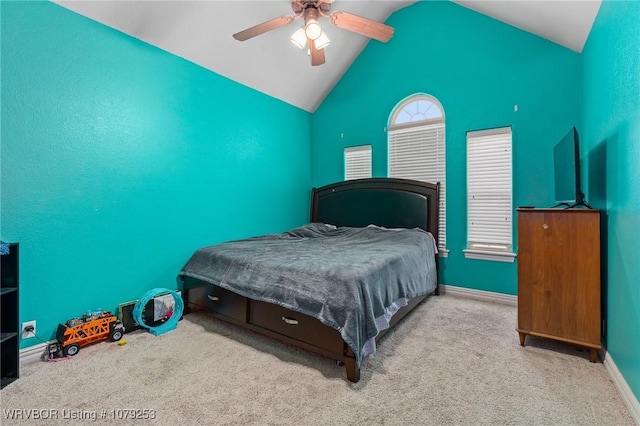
[463,249,516,263]
[438,249,449,258]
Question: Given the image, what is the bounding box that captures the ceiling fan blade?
[329,11,394,42]
[233,16,295,41]
[309,39,326,66]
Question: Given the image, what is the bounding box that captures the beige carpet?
[1,295,634,425]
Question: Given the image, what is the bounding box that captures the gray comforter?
[178,223,437,365]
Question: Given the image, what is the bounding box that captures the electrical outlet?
[21,320,36,339]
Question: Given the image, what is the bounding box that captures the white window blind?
[465,127,515,262]
[388,123,446,250]
[344,145,372,180]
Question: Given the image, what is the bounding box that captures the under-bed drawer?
[250,300,343,351]
[186,285,247,322]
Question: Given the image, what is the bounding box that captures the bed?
[178,178,440,382]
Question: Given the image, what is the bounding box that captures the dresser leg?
[589,348,598,363]
[518,332,526,347]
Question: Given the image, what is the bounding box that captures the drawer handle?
[281,316,299,325]
[207,295,220,301]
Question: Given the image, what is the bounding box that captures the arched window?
[388,94,447,253]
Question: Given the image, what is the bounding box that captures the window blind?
[388,123,446,249]
[466,127,513,254]
[344,145,372,181]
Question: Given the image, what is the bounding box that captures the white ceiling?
[55,1,602,113]
[454,1,601,53]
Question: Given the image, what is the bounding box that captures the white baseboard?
[19,341,52,365]
[440,284,517,306]
[603,350,640,424]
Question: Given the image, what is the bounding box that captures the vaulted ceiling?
[55,1,602,112]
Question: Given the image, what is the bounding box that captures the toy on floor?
[47,309,125,360]
[133,288,183,336]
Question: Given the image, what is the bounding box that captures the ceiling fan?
[232,0,395,66]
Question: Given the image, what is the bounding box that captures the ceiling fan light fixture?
[304,19,322,40]
[315,31,330,50]
[233,1,393,67]
[290,27,306,49]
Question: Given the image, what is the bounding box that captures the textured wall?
[582,0,640,402]
[1,2,311,347]
[311,1,581,294]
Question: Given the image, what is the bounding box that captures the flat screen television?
[553,127,590,208]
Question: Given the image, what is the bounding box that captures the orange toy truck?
[49,310,125,358]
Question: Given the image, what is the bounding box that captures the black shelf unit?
[1,243,19,389]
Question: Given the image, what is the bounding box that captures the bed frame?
[180,178,440,382]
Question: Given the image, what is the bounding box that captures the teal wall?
[311,1,582,294]
[582,0,640,402]
[1,2,311,348]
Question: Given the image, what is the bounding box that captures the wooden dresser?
[516,209,601,362]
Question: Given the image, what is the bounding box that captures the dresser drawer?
[187,285,247,322]
[249,300,343,352]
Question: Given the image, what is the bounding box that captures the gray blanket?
[178,223,437,365]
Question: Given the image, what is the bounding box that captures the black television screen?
[553,127,586,207]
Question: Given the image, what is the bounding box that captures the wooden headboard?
[310,178,440,245]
